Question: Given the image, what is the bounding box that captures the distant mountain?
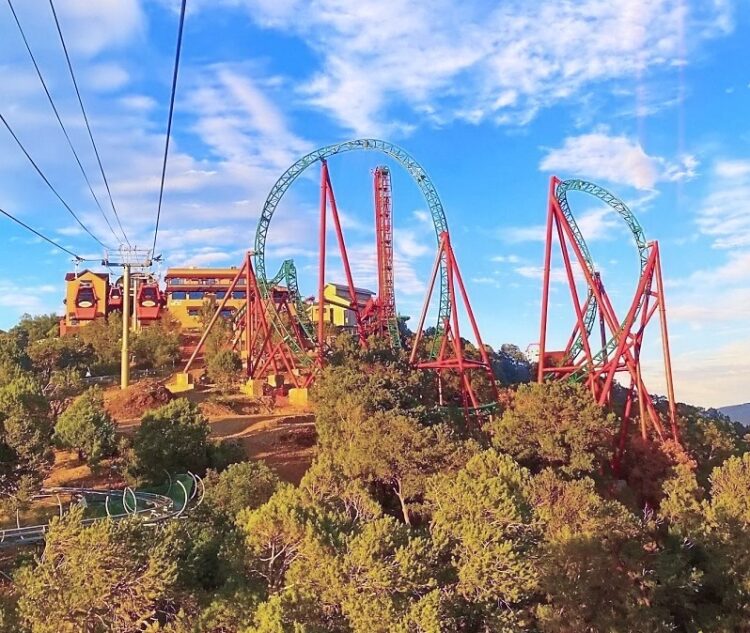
[719,403,750,427]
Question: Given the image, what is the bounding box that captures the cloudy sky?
[0,0,748,407]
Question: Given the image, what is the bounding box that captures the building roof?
[64,269,109,282]
[165,267,241,279]
[328,283,375,296]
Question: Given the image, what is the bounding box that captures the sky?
[0,0,748,408]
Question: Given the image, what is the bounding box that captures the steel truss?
[537,176,679,466]
[411,231,499,415]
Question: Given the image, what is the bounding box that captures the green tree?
[0,373,52,495]
[0,331,29,386]
[337,516,441,632]
[488,381,618,478]
[125,399,211,485]
[15,506,178,633]
[206,349,242,393]
[204,460,280,520]
[427,450,538,616]
[44,366,86,418]
[26,336,92,385]
[78,314,122,374]
[679,404,748,484]
[531,469,664,632]
[10,313,60,348]
[132,316,181,370]
[199,300,232,362]
[238,484,341,594]
[53,387,115,464]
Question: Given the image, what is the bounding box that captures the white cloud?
[86,63,130,92]
[514,265,566,284]
[491,254,521,264]
[647,338,750,408]
[119,95,158,111]
[207,0,732,134]
[395,229,430,259]
[57,0,145,56]
[170,249,235,267]
[503,206,625,245]
[0,279,61,317]
[539,131,698,190]
[697,159,750,249]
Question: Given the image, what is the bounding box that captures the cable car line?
[151,0,188,257]
[0,112,112,250]
[0,205,84,260]
[48,0,131,247]
[5,0,122,247]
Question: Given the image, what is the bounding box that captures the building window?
[232,291,246,299]
[170,291,186,300]
[215,290,226,299]
[168,278,183,285]
[188,291,204,300]
[187,308,201,317]
[220,308,235,319]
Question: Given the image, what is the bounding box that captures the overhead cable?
[48,0,131,246]
[5,0,122,246]
[0,111,111,250]
[151,0,188,256]
[0,205,83,260]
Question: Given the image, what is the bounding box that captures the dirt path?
[108,412,316,485]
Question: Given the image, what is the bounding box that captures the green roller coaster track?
[555,179,649,381]
[268,259,315,341]
[254,139,450,366]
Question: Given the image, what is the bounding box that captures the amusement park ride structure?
[182,139,679,456]
[537,177,680,463]
[185,139,495,412]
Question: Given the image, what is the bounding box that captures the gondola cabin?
[108,285,123,312]
[136,278,162,321]
[61,270,109,333]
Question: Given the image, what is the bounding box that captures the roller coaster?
[0,473,203,548]
[3,140,682,545]
[187,139,679,454]
[537,177,679,465]
[186,139,497,413]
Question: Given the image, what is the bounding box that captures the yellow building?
[61,269,110,333]
[308,283,374,328]
[164,267,247,329]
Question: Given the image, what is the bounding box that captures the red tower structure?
[537,177,679,464]
[410,231,499,413]
[360,166,400,346]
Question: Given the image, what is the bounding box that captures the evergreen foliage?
[1,314,750,632]
[124,398,212,485]
[53,387,115,464]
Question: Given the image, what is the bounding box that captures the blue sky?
[0,0,748,407]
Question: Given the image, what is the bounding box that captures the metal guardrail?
[0,472,204,548]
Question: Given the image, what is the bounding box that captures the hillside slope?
[719,403,750,426]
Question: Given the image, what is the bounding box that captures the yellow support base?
[166,372,194,394]
[242,379,265,397]
[288,388,309,407]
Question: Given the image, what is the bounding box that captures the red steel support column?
[317,161,328,364]
[538,177,558,382]
[245,252,253,376]
[447,235,499,402]
[409,237,443,365]
[654,242,679,440]
[324,166,367,346]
